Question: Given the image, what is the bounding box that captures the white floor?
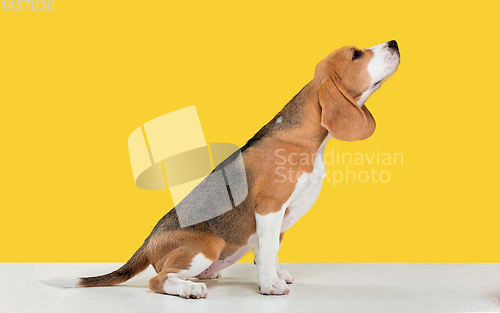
[1,263,499,313]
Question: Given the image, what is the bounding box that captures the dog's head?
[314,40,400,141]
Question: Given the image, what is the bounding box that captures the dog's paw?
[165,279,208,299]
[277,267,294,284]
[197,271,222,280]
[180,281,208,299]
[258,277,290,295]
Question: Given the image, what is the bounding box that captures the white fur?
[41,277,80,288]
[357,41,400,106]
[276,266,294,283]
[255,209,289,295]
[164,253,212,299]
[276,116,283,124]
[255,135,332,294]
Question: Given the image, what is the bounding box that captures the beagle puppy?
[45,40,400,298]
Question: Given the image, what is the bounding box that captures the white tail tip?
[41,277,81,288]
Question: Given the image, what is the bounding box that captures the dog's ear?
[319,76,376,141]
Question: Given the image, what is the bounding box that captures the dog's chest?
[280,140,328,232]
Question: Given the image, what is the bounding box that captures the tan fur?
[147,231,225,294]
[147,231,226,272]
[315,47,376,141]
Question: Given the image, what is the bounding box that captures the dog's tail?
[42,242,150,288]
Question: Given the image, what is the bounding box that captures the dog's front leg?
[255,208,289,295]
[254,231,294,284]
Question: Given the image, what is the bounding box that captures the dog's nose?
[387,40,398,50]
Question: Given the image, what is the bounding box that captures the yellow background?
[1,0,498,263]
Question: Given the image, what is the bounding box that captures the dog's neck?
[271,81,329,152]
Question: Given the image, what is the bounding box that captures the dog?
[44,40,400,298]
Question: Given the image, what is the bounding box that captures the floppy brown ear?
[319,76,376,141]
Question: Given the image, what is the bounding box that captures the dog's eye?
[352,50,362,60]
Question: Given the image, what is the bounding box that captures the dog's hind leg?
[148,234,225,299]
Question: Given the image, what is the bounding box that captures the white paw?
[277,267,294,284]
[165,279,208,299]
[258,276,290,295]
[197,271,222,280]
